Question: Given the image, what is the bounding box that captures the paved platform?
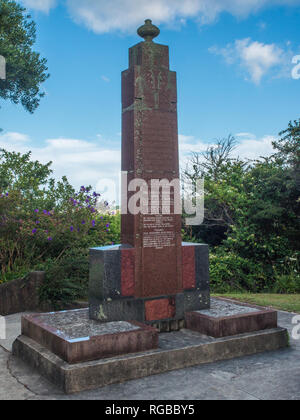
[0,303,299,400]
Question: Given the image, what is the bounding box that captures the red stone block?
[145,298,176,321]
[21,310,159,364]
[186,301,278,338]
[182,246,196,289]
[121,249,135,297]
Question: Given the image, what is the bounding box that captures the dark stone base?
[186,298,278,338]
[89,243,210,330]
[13,327,289,394]
[89,290,210,331]
[21,309,158,364]
[151,319,186,332]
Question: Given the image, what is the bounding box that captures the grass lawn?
[212,293,300,314]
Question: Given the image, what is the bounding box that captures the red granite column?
[121,20,183,298]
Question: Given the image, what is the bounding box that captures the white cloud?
[179,134,206,151]
[101,75,110,83]
[20,0,300,33]
[210,38,288,84]
[0,132,30,144]
[235,132,256,140]
[179,134,207,169]
[21,0,57,13]
[237,39,283,84]
[64,0,300,33]
[233,133,276,159]
[0,132,121,203]
[179,132,276,169]
[66,0,201,33]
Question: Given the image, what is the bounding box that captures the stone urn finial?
[137,19,160,42]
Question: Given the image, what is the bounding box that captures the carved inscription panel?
[142,215,176,249]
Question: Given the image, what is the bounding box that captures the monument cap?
[137,19,160,42]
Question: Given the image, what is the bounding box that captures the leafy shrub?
[37,213,121,308]
[38,248,89,309]
[272,254,300,294]
[0,149,121,309]
[210,252,268,293]
[0,185,102,280]
[272,274,300,294]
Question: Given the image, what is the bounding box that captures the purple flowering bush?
[0,150,120,299]
[0,186,102,278]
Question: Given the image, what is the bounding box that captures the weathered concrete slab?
[12,326,288,394]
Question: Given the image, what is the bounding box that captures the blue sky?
[1,0,300,201]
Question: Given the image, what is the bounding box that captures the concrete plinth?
[13,327,288,394]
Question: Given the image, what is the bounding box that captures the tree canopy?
[0,0,49,113]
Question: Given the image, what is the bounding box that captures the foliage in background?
[0,0,49,114]
[0,120,299,306]
[183,121,300,294]
[0,148,120,306]
[38,248,90,310]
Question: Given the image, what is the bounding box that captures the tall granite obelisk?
[89,20,210,330]
[121,19,183,299]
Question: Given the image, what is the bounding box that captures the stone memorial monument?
[89,19,210,331]
[13,20,288,394]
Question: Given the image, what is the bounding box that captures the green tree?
[0,0,49,113]
[182,135,245,245]
[273,119,300,190]
[183,124,300,293]
[0,148,52,191]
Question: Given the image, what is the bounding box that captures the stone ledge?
[21,309,158,364]
[13,327,288,394]
[186,298,278,338]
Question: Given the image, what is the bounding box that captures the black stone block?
[194,244,210,291]
[89,297,145,323]
[184,290,210,312]
[89,245,133,301]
